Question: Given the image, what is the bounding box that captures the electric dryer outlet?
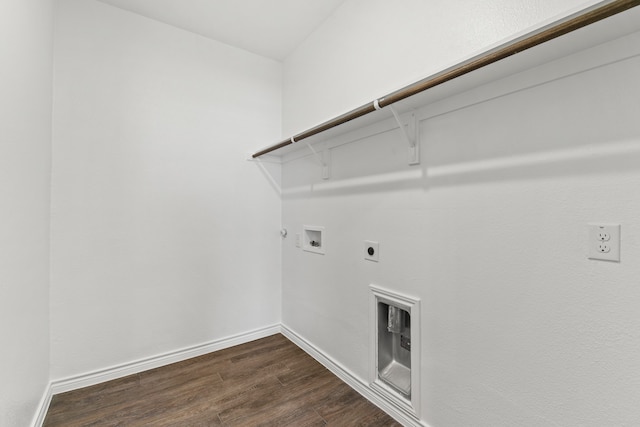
[364,241,379,262]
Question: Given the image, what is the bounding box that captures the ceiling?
[96,0,346,61]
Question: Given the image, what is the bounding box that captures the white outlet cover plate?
[364,240,379,262]
[588,223,620,262]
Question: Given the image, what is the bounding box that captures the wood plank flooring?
[44,334,401,426]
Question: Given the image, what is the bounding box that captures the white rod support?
[304,141,330,180]
[407,112,420,166]
[389,107,420,165]
[304,141,322,164]
[254,157,282,194]
[389,106,414,147]
[321,149,331,180]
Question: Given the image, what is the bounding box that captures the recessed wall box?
[370,286,421,419]
[303,225,325,254]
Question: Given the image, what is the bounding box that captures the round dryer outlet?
[364,240,379,262]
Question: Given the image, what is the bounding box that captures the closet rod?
[252,0,639,159]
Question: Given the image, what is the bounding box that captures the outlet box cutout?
[303,225,324,254]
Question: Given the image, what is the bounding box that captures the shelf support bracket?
[304,141,330,180]
[389,106,420,166]
[246,155,282,195]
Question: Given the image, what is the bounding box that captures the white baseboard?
[34,324,427,427]
[49,324,280,396]
[280,324,427,427]
[32,325,279,426]
[31,383,53,427]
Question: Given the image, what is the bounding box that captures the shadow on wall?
[281,52,640,198]
[426,139,640,189]
[282,138,640,200]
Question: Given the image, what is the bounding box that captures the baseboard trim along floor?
[31,384,53,427]
[281,324,426,427]
[34,323,428,427]
[33,324,280,427]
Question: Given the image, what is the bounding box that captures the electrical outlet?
[364,240,379,262]
[588,224,620,262]
[295,233,301,248]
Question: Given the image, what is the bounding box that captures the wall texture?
[0,0,53,424]
[282,0,603,136]
[51,0,283,380]
[281,3,640,426]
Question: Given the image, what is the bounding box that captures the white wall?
[282,0,603,136]
[0,0,53,424]
[51,0,282,380]
[281,3,640,426]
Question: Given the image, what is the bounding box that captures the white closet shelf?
[252,0,640,159]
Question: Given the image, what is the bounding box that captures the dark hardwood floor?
[44,334,401,426]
